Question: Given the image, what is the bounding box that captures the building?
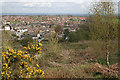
[2,24,12,30]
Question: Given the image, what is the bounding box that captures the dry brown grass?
[38,40,118,78]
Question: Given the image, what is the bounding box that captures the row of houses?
[1,15,87,41]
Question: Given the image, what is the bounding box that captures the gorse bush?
[2,41,44,79]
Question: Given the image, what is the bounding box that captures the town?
[1,15,86,41]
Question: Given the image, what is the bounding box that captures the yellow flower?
[24,55,28,58]
[8,67,10,69]
[30,58,31,61]
[7,74,10,77]
[28,56,30,58]
[8,59,10,62]
[3,56,5,60]
[2,72,5,74]
[39,70,41,73]
[24,62,27,65]
[31,70,33,73]
[33,72,36,75]
[24,47,27,49]
[36,64,39,67]
[3,63,7,67]
[3,44,44,78]
[14,56,16,58]
[9,71,11,74]
[6,51,9,55]
[39,43,42,46]
[2,52,4,55]
[26,67,30,71]
[32,46,35,49]
[11,49,14,52]
[36,58,38,60]
[41,71,44,75]
[9,53,12,56]
[8,49,10,51]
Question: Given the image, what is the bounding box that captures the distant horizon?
[0,13,89,16]
[1,13,119,16]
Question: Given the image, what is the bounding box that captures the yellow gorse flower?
[2,72,5,75]
[39,43,42,46]
[41,71,44,75]
[2,41,44,78]
[36,64,39,68]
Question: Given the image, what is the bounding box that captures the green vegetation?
[2,31,118,78]
[20,37,33,47]
[88,2,118,67]
[55,25,63,34]
[39,40,118,78]
[11,34,17,37]
[2,31,13,50]
[2,41,44,79]
[1,1,118,78]
[68,28,89,42]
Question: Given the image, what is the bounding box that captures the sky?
[0,0,119,15]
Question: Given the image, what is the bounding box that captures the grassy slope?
[38,40,118,78]
[2,38,118,78]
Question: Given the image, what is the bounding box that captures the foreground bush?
[2,41,44,79]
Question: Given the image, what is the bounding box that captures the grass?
[3,38,118,78]
[38,40,118,78]
[60,42,88,50]
[87,40,118,66]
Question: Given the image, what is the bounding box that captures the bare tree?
[88,1,118,67]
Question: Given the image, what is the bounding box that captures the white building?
[3,25,11,30]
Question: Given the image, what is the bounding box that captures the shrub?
[2,41,44,79]
[55,25,63,34]
[11,34,17,37]
[20,37,33,47]
[48,33,60,54]
[68,29,89,42]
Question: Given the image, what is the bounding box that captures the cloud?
[54,3,68,7]
[24,3,52,7]
[1,0,119,2]
[24,3,34,7]
[1,0,93,2]
[40,3,52,7]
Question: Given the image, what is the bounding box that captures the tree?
[68,29,89,42]
[88,1,118,67]
[55,25,63,34]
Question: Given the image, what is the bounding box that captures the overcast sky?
[0,0,119,14]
